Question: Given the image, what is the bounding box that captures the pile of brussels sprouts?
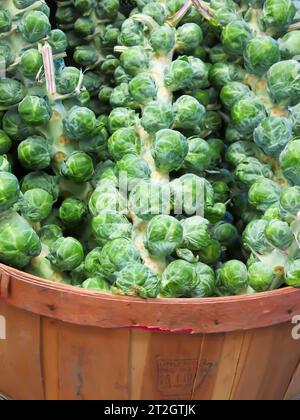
[0,0,300,299]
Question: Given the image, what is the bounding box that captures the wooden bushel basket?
[0,263,300,400]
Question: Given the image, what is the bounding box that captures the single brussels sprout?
[59,198,87,227]
[180,216,211,251]
[74,17,95,37]
[198,239,222,266]
[99,86,113,103]
[145,215,183,257]
[55,5,77,26]
[212,222,239,247]
[171,174,214,217]
[73,46,98,67]
[95,0,119,18]
[243,219,274,254]
[74,0,97,13]
[100,238,140,280]
[254,116,293,158]
[152,129,188,172]
[129,73,157,106]
[290,103,300,135]
[202,111,222,134]
[141,101,174,133]
[221,20,253,56]
[13,0,37,9]
[92,210,132,246]
[219,260,248,295]
[280,140,300,185]
[19,49,43,81]
[167,0,185,15]
[220,82,251,110]
[267,60,300,104]
[17,136,51,171]
[110,83,132,108]
[172,96,205,131]
[0,172,20,212]
[225,124,243,144]
[0,79,25,108]
[18,96,52,127]
[0,130,12,155]
[150,25,175,56]
[0,211,41,269]
[119,18,144,46]
[84,248,103,278]
[244,36,280,76]
[160,260,198,298]
[115,263,161,298]
[263,203,283,221]
[61,152,94,183]
[231,96,267,135]
[175,23,203,53]
[183,138,211,173]
[143,3,166,25]
[21,171,59,200]
[0,155,11,172]
[18,11,51,42]
[248,262,277,292]
[264,219,293,249]
[187,56,210,90]
[101,56,120,75]
[212,181,230,203]
[248,177,281,212]
[205,202,226,224]
[108,128,140,161]
[48,237,84,272]
[82,277,111,292]
[39,225,63,249]
[116,154,151,186]
[235,158,273,186]
[48,29,68,54]
[209,63,245,88]
[56,67,81,95]
[191,263,216,298]
[120,46,149,76]
[209,44,231,64]
[89,183,127,216]
[0,9,12,33]
[207,138,225,165]
[108,108,136,134]
[280,186,300,215]
[164,58,193,92]
[114,66,131,85]
[64,106,98,141]
[225,141,264,167]
[261,0,296,31]
[280,31,300,60]
[285,260,300,287]
[92,161,118,188]
[0,43,15,68]
[129,180,170,220]
[19,188,53,222]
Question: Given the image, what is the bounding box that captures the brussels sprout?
[95,0,119,19]
[267,60,300,104]
[248,262,277,292]
[212,181,230,203]
[212,222,239,247]
[219,260,248,295]
[180,216,211,251]
[225,124,243,144]
[149,25,175,56]
[61,152,94,183]
[280,140,300,185]
[99,86,113,103]
[116,154,151,186]
[56,67,81,95]
[129,180,170,220]
[209,63,245,88]
[92,161,118,188]
[243,219,274,254]
[59,198,87,227]
[100,238,140,279]
[264,219,293,249]
[0,211,41,269]
[39,225,63,249]
[19,188,53,222]
[92,210,132,246]
[160,260,198,298]
[263,203,282,221]
[82,276,111,292]
[18,11,51,43]
[183,138,212,173]
[63,106,98,141]
[0,155,11,172]
[0,43,15,67]
[73,46,98,67]
[18,96,52,127]
[202,111,222,134]
[119,18,144,46]
[108,128,140,161]
[248,177,281,211]
[21,171,59,200]
[261,0,296,31]
[141,101,174,133]
[164,58,193,92]
[235,158,273,186]
[198,239,222,265]
[101,56,120,75]
[108,108,137,133]
[74,17,95,37]
[221,21,253,56]
[175,23,203,53]
[187,57,210,90]
[145,215,183,257]
[231,96,267,135]
[48,29,68,54]
[244,36,281,76]
[205,202,226,224]
[89,183,127,216]
[48,237,84,272]
[285,260,300,287]
[207,138,225,165]
[225,141,265,167]
[120,46,149,76]
[0,79,25,108]
[280,31,300,60]
[0,9,12,33]
[143,3,166,25]
[290,103,300,136]
[17,136,51,170]
[129,73,157,106]
[13,0,36,9]
[254,116,293,158]
[0,172,20,212]
[167,0,185,15]
[114,66,131,85]
[191,263,216,297]
[19,49,43,81]
[152,129,188,172]
[101,24,120,47]
[115,263,161,298]
[220,82,251,110]
[280,186,300,215]
[56,6,77,26]
[110,83,132,108]
[173,96,205,131]
[0,130,12,155]
[84,248,103,278]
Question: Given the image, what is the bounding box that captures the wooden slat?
[41,318,60,400]
[0,302,44,400]
[129,330,151,400]
[285,362,300,400]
